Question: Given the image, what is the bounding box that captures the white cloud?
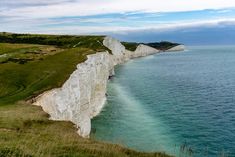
[1,0,235,18]
[1,0,235,34]
[1,0,74,6]
[2,18,235,35]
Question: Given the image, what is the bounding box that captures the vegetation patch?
[0,104,172,157]
[122,42,139,51]
[1,58,33,64]
[0,32,109,52]
[0,44,95,105]
[146,41,180,51]
[122,41,180,51]
[0,43,63,64]
[0,147,32,157]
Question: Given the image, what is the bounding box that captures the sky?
[1,0,235,44]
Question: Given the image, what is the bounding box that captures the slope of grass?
[0,34,172,157]
[146,42,180,51]
[0,103,171,157]
[122,41,181,51]
[0,43,40,55]
[0,32,109,51]
[0,43,95,105]
[121,42,139,51]
[0,43,63,64]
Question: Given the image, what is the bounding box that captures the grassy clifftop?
[0,33,171,157]
[0,43,95,105]
[122,41,180,51]
[146,41,180,51]
[0,33,110,105]
[0,32,107,50]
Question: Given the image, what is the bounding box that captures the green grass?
[0,43,40,55]
[0,34,172,157]
[0,33,109,51]
[0,43,95,105]
[121,42,139,51]
[146,42,180,51]
[0,43,63,64]
[0,103,171,157]
[122,41,181,51]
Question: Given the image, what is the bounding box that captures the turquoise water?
[91,46,235,157]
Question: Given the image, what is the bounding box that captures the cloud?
[1,0,235,18]
[2,17,235,35]
[104,18,235,34]
[110,20,235,45]
[1,0,235,34]
[1,0,75,8]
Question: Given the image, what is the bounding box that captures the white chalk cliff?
[33,36,184,138]
[165,45,185,52]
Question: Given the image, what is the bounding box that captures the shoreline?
[33,36,185,138]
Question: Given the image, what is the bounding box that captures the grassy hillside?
[0,33,171,157]
[0,32,108,51]
[146,42,180,51]
[0,43,95,105]
[122,41,180,51]
[121,42,139,51]
[0,103,171,157]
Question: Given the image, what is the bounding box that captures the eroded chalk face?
[33,36,164,138]
[77,112,91,138]
[34,52,111,137]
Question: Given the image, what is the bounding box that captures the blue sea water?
[91,46,235,157]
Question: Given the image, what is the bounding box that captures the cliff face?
[166,45,185,52]
[34,36,182,138]
[34,52,111,138]
[103,37,160,64]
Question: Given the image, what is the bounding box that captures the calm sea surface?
[91,46,235,157]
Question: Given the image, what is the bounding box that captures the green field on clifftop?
[0,33,171,157]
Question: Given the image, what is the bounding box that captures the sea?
[91,46,235,157]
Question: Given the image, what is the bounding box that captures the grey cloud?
[0,0,76,8]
